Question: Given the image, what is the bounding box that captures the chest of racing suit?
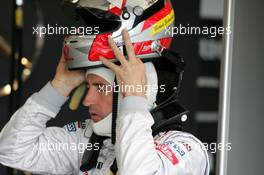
[0,82,209,175]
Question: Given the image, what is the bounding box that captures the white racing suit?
[0,83,209,175]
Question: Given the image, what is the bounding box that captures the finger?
[61,48,66,63]
[108,36,128,66]
[100,56,120,73]
[59,54,67,69]
[122,29,136,62]
[136,57,144,64]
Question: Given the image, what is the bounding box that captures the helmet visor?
[62,0,121,34]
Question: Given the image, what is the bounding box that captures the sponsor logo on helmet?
[151,10,175,36]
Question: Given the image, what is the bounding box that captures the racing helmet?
[62,0,175,70]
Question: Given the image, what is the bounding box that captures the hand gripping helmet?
[62,0,175,70]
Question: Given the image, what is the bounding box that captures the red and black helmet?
[62,0,175,69]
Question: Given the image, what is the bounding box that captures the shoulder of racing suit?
[154,130,210,174]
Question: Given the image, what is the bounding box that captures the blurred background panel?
[218,0,264,174]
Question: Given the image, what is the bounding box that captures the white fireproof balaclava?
[85,62,158,137]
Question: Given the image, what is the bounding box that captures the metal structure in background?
[217,0,264,174]
[7,0,24,174]
[5,0,44,174]
[216,0,235,174]
[0,0,45,98]
[9,0,24,120]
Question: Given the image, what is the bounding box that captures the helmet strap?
[80,133,108,172]
[111,77,119,144]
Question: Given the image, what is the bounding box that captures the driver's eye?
[86,85,90,91]
[97,84,112,95]
[97,84,106,93]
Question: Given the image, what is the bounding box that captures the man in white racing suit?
[0,30,209,175]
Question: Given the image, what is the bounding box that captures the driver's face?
[82,74,113,123]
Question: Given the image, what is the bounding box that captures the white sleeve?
[0,82,81,175]
[115,96,209,175]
